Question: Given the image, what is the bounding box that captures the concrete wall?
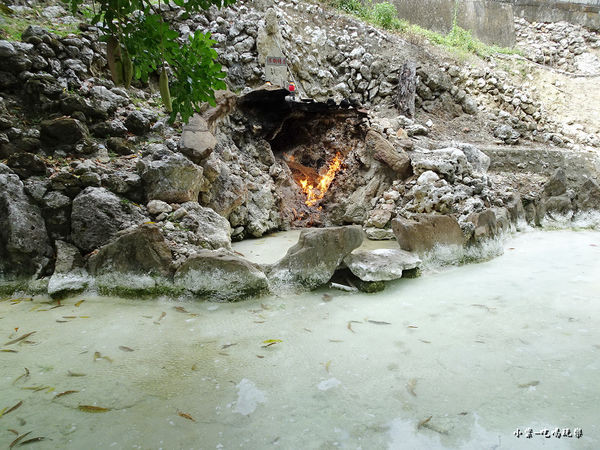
[391,0,516,47]
[494,0,600,29]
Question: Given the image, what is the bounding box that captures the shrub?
[370,2,398,29]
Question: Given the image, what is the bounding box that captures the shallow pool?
[1,230,599,449]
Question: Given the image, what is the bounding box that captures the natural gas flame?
[299,152,342,207]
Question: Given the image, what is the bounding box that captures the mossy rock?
[356,280,386,293]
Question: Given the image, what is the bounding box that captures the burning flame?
[299,152,343,207]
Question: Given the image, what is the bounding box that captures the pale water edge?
[1,230,599,449]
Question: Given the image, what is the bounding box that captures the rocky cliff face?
[0,0,599,299]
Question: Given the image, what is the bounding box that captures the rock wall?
[496,0,600,30]
[391,0,516,46]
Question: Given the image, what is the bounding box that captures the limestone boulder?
[365,130,411,178]
[71,187,147,253]
[167,202,232,250]
[0,169,53,276]
[137,148,204,203]
[47,240,89,297]
[466,209,499,243]
[267,225,363,289]
[174,249,268,301]
[392,214,464,254]
[410,147,472,183]
[179,115,217,164]
[343,248,421,282]
[40,117,88,147]
[88,223,172,277]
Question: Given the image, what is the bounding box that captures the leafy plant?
[370,2,397,29]
[65,0,235,123]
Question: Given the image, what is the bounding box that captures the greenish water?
[1,230,599,449]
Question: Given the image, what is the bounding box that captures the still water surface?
[1,230,599,449]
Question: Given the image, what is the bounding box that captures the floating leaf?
[417,415,432,430]
[0,400,23,417]
[221,343,237,350]
[178,411,196,422]
[54,390,79,398]
[78,405,110,413]
[9,431,31,449]
[13,368,29,384]
[368,320,391,325]
[119,346,134,352]
[261,339,282,348]
[19,436,48,445]
[5,332,36,346]
[67,371,86,377]
[74,300,85,307]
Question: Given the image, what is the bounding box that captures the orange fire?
[299,152,343,207]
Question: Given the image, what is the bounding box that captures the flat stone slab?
[344,248,421,282]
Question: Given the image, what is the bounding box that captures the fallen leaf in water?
[67,371,86,377]
[9,431,31,448]
[261,339,282,348]
[178,411,196,422]
[174,306,188,313]
[260,303,270,310]
[78,405,110,413]
[118,346,134,352]
[74,300,85,307]
[56,320,68,323]
[256,355,264,359]
[419,339,431,344]
[518,380,540,388]
[62,316,77,319]
[458,411,468,415]
[22,386,51,392]
[508,247,515,250]
[49,304,63,310]
[13,368,29,384]
[367,320,391,325]
[254,320,265,324]
[221,343,237,350]
[417,415,432,430]
[19,436,48,445]
[474,340,485,344]
[93,352,113,363]
[0,400,23,417]
[54,390,79,398]
[1,349,18,353]
[153,312,167,324]
[8,429,18,435]
[347,320,361,333]
[191,364,198,371]
[329,339,343,343]
[406,378,418,397]
[303,328,312,333]
[5,332,36,346]
[325,360,331,373]
[322,294,333,302]
[407,325,418,329]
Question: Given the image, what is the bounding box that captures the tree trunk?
[396,61,416,118]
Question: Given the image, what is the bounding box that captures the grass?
[0,4,81,41]
[330,0,521,59]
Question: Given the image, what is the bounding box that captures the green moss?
[97,282,186,298]
[356,279,386,293]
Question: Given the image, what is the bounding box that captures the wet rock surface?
[267,226,363,289]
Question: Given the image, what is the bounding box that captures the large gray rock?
[47,240,89,297]
[71,187,147,253]
[137,148,204,203]
[343,248,421,282]
[173,202,232,250]
[179,115,217,164]
[392,214,464,254]
[40,117,88,147]
[466,209,499,243]
[365,130,411,178]
[267,226,363,289]
[0,170,53,276]
[455,143,490,174]
[575,177,600,211]
[543,168,567,197]
[174,249,268,301]
[88,223,172,277]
